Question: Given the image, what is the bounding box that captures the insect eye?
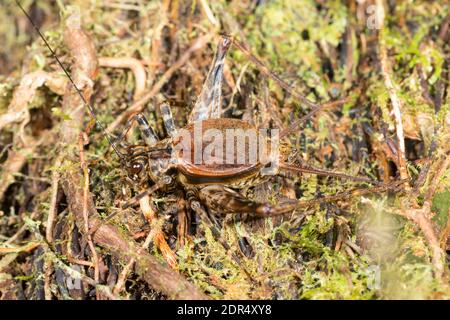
[129,162,143,175]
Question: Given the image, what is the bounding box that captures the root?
[98,57,147,99]
[57,11,207,300]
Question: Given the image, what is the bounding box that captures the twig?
[78,133,100,285]
[147,1,168,79]
[46,155,62,243]
[106,34,211,133]
[63,170,208,299]
[5,212,39,245]
[396,205,444,280]
[413,141,437,192]
[0,241,41,254]
[0,131,51,201]
[377,1,409,183]
[44,261,53,300]
[231,37,319,110]
[223,62,249,114]
[66,257,94,268]
[46,243,120,299]
[113,224,159,296]
[199,0,219,27]
[437,12,450,44]
[44,155,63,300]
[416,63,434,107]
[440,208,450,250]
[373,1,446,281]
[424,153,450,206]
[98,57,147,99]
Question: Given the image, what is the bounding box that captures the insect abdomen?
[174,118,270,186]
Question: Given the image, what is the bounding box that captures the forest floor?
[0,0,449,300]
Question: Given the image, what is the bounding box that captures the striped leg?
[160,102,177,137]
[116,113,158,147]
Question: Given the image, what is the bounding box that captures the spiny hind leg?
[115,113,158,147]
[279,162,382,185]
[189,36,231,123]
[197,183,399,218]
[197,185,291,217]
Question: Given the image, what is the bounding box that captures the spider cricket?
[18,1,404,272]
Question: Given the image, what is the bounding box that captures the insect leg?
[116,113,158,147]
[279,98,348,139]
[160,102,177,137]
[198,182,404,218]
[139,194,178,269]
[197,185,280,217]
[186,188,257,283]
[279,162,384,185]
[229,37,348,131]
[229,36,318,110]
[198,185,264,215]
[189,36,232,123]
[175,190,189,248]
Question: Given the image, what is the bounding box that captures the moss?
[1,0,449,300]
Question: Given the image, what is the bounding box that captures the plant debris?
[0,0,449,300]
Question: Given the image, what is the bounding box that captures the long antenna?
[16,0,124,159]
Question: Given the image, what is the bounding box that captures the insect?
[17,1,398,269]
[115,36,386,216]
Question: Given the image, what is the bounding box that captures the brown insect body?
[123,118,282,192]
[175,118,277,188]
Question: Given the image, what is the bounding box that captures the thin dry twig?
[45,155,62,243]
[5,212,39,244]
[78,133,100,285]
[396,205,445,280]
[98,57,147,99]
[44,260,53,300]
[43,154,63,301]
[377,1,409,183]
[424,154,450,206]
[63,171,208,299]
[199,0,219,27]
[37,239,121,299]
[0,130,52,201]
[0,242,41,254]
[372,2,447,281]
[106,33,211,132]
[113,223,159,296]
